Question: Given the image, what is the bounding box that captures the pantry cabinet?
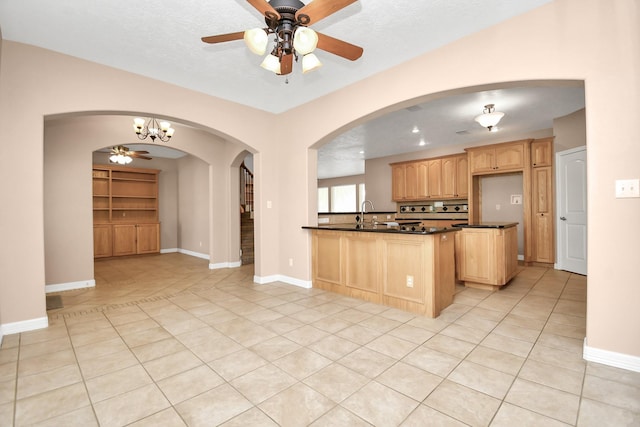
[92,164,161,258]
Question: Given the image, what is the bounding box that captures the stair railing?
[240,162,254,213]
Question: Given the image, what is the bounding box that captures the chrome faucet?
[359,200,374,227]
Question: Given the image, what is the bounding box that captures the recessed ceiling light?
[412,126,420,134]
[419,139,429,146]
[359,150,365,154]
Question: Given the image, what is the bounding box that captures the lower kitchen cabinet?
[95,223,160,258]
[455,224,519,291]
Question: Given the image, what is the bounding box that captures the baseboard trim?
[253,274,312,289]
[160,248,178,254]
[209,261,242,270]
[584,339,640,373]
[177,249,209,260]
[45,279,96,293]
[1,316,49,336]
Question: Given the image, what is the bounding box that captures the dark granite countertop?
[453,222,518,229]
[302,223,460,235]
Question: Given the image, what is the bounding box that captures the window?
[317,181,366,213]
[317,187,329,212]
[331,184,357,212]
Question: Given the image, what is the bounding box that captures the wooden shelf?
[92,164,160,258]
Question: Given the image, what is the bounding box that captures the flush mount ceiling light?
[201,0,363,77]
[133,117,175,142]
[474,104,505,132]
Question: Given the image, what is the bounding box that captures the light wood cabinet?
[427,159,442,198]
[532,166,555,263]
[416,161,429,200]
[93,224,113,258]
[455,225,519,291]
[391,154,467,201]
[391,164,406,201]
[531,138,553,167]
[467,141,526,174]
[311,229,457,318]
[92,165,161,258]
[113,224,138,256]
[441,154,468,198]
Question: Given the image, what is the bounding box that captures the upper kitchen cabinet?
[441,154,468,199]
[391,155,467,201]
[467,140,529,174]
[531,137,553,167]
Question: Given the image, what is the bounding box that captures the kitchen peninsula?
[302,224,458,318]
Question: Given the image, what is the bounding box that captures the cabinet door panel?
[495,144,525,170]
[137,224,160,254]
[456,155,469,198]
[428,159,442,197]
[93,225,112,258]
[405,163,418,200]
[113,224,137,256]
[532,139,553,167]
[392,164,406,201]
[416,161,429,199]
[469,149,495,173]
[441,157,456,198]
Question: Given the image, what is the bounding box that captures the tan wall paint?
[554,109,587,152]
[177,156,210,254]
[1,0,639,360]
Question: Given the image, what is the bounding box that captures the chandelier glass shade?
[245,25,321,75]
[133,117,175,142]
[474,104,505,132]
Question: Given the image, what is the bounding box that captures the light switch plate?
[615,179,640,198]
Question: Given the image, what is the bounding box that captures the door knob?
[560,216,567,221]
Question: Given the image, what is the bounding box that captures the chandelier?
[133,117,175,142]
[474,104,505,132]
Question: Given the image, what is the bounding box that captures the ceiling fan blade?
[246,0,280,21]
[316,32,363,61]
[132,150,149,155]
[279,53,294,75]
[130,153,152,160]
[201,31,245,44]
[296,0,357,25]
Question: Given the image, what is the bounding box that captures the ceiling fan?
[201,0,363,75]
[109,145,151,165]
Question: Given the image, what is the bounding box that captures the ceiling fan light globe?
[125,156,133,164]
[244,28,268,55]
[293,27,318,55]
[109,154,118,163]
[302,53,322,74]
[474,111,505,129]
[260,54,281,74]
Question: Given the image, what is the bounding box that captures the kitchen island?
[303,224,459,318]
[453,222,520,291]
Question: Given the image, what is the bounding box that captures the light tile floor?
[1,253,639,426]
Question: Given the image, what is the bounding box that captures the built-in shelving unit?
[92,165,160,258]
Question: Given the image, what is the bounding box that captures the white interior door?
[556,146,587,275]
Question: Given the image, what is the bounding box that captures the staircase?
[240,162,254,265]
[240,212,254,265]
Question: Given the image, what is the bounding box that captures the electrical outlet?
[289,258,293,267]
[496,204,501,210]
[386,215,391,220]
[616,179,640,198]
[406,275,414,288]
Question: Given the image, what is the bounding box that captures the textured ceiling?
[2,0,583,179]
[0,0,554,113]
